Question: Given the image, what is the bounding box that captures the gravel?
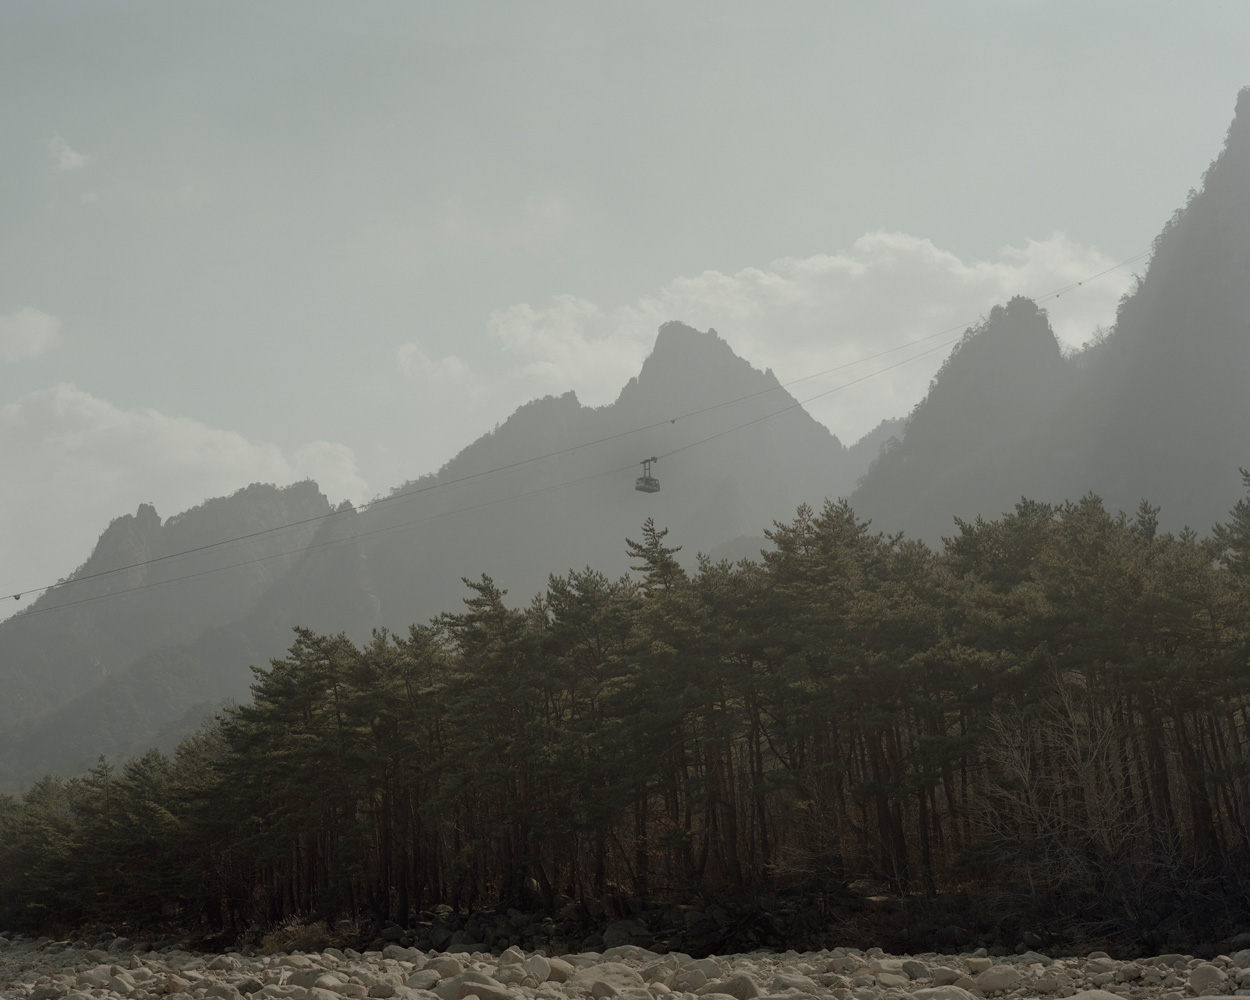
[2,933,1249,1000]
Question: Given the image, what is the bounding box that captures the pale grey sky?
[1,0,1248,606]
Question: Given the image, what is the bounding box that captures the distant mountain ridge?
[0,323,870,791]
[5,87,1249,792]
[852,86,1250,540]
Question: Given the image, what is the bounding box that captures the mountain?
[0,324,864,791]
[853,87,1250,540]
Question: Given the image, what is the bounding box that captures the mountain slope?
[853,87,1250,539]
[0,324,861,790]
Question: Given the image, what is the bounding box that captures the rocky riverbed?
[2,933,1249,1000]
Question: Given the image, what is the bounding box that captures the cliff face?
[0,482,331,733]
[852,297,1074,539]
[1063,86,1250,528]
[854,88,1250,541]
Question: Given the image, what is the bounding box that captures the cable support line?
[659,335,960,461]
[4,247,1150,604]
[12,461,638,620]
[8,329,975,620]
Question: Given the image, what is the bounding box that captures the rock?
[930,969,961,986]
[913,987,978,1000]
[206,984,242,999]
[1190,965,1228,995]
[1067,991,1125,1000]
[1233,952,1250,971]
[522,956,551,983]
[771,973,820,993]
[309,990,341,1000]
[407,972,441,991]
[973,965,1021,992]
[877,973,912,989]
[458,984,513,1000]
[902,962,931,981]
[546,959,574,984]
[498,947,526,966]
[676,970,709,992]
[237,977,266,995]
[569,963,647,994]
[698,976,761,1000]
[383,946,422,963]
[209,957,242,972]
[965,958,992,975]
[290,970,328,989]
[427,958,464,979]
[433,971,504,1000]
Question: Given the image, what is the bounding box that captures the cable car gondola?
[635,457,660,493]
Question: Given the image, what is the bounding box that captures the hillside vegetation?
[4,479,1250,955]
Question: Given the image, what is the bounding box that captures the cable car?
[635,457,660,493]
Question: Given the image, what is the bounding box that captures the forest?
[3,478,1250,955]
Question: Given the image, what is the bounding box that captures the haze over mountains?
[3,87,1249,792]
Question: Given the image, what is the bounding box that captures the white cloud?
[0,385,369,611]
[402,231,1135,447]
[48,134,89,172]
[0,307,62,363]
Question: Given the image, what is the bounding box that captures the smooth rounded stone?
[427,958,465,980]
[569,963,648,993]
[433,970,505,1000]
[771,972,820,993]
[877,973,912,988]
[207,984,243,998]
[383,946,423,964]
[1067,991,1126,1000]
[675,970,709,992]
[408,972,442,991]
[261,984,307,998]
[237,976,266,994]
[965,958,993,975]
[493,966,528,986]
[829,958,868,975]
[902,962,931,981]
[1190,965,1229,995]
[211,957,243,972]
[973,965,1022,992]
[310,990,342,1000]
[498,948,526,967]
[1034,971,1075,993]
[522,956,551,983]
[929,968,961,986]
[546,959,574,984]
[698,975,761,1000]
[458,984,514,1000]
[280,958,319,971]
[914,987,978,1000]
[1232,952,1250,971]
[688,960,729,980]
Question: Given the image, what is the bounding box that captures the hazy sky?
[2,0,1248,607]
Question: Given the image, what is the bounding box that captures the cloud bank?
[398,231,1136,445]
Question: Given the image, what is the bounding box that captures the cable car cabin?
[635,457,660,493]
